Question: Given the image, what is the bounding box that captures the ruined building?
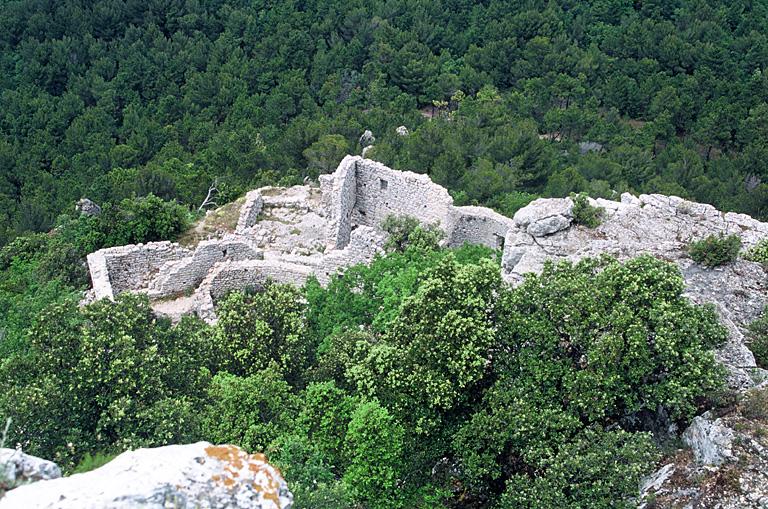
[85,155,768,388]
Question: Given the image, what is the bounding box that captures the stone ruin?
[85,154,768,388]
[85,155,513,323]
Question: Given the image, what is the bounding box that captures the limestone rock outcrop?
[0,442,292,509]
[75,198,101,216]
[639,387,768,508]
[502,192,768,388]
[683,412,736,466]
[0,448,61,495]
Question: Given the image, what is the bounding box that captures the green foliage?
[342,400,405,509]
[748,309,768,370]
[381,215,445,253]
[499,428,658,509]
[71,451,119,474]
[688,234,742,268]
[571,193,605,228]
[201,365,297,453]
[212,284,308,384]
[304,243,495,343]
[0,201,736,507]
[744,239,768,266]
[454,255,726,501]
[3,0,768,252]
[350,255,502,432]
[0,295,210,468]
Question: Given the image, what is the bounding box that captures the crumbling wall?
[351,158,454,232]
[148,237,262,299]
[323,155,358,249]
[89,242,191,299]
[235,190,263,233]
[86,251,113,300]
[448,206,514,250]
[314,226,386,285]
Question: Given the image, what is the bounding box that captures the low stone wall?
[88,242,191,299]
[148,237,262,299]
[448,206,514,250]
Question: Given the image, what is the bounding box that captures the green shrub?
[744,238,768,266]
[381,215,444,252]
[455,255,726,501]
[571,193,604,228]
[688,233,742,267]
[201,365,297,453]
[499,428,658,509]
[748,309,768,369]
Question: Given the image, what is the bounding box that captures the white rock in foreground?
[0,448,61,493]
[0,442,293,509]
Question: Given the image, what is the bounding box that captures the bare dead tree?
[198,179,219,212]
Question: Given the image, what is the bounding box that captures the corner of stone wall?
[86,250,114,301]
[325,155,359,250]
[236,190,264,233]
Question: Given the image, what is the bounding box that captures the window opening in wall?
[495,234,505,250]
[380,178,388,190]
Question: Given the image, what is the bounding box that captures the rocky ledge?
[503,193,768,389]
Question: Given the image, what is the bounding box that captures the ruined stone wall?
[350,158,454,232]
[148,237,262,299]
[235,190,263,233]
[314,226,386,285]
[448,206,514,250]
[89,242,191,299]
[323,155,357,249]
[207,259,316,301]
[321,157,513,251]
[86,251,112,300]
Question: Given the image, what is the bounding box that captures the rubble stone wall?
[235,190,263,233]
[89,242,191,298]
[351,158,454,233]
[449,206,515,250]
[148,237,262,299]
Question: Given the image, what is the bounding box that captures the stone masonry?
[85,155,768,388]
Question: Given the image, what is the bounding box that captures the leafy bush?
[499,428,658,509]
[571,193,604,228]
[381,215,444,252]
[748,309,768,369]
[688,233,742,267]
[342,400,405,509]
[201,365,297,453]
[0,295,210,469]
[744,238,768,266]
[213,284,308,384]
[455,255,726,501]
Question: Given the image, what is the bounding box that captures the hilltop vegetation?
[0,237,728,508]
[1,0,768,246]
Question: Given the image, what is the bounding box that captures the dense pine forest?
[2,0,768,247]
[2,1,768,507]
